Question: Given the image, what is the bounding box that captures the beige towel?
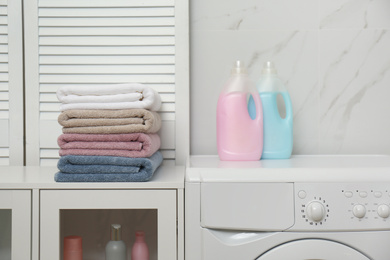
[58,109,161,134]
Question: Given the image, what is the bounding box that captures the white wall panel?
[25,0,189,165]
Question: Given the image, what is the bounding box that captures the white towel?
[57,83,162,111]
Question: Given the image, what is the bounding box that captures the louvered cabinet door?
[24,0,189,166]
[0,0,23,166]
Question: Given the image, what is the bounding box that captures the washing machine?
[185,155,390,260]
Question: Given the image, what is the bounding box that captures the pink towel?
[58,133,161,158]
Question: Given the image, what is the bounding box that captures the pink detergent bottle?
[131,231,149,260]
[217,60,263,161]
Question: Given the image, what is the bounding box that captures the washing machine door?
[257,239,369,260]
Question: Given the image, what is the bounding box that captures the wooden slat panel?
[0,91,8,100]
[36,0,179,164]
[0,157,9,165]
[0,147,10,156]
[0,82,7,90]
[39,46,175,55]
[40,36,175,46]
[0,110,8,119]
[0,16,7,25]
[0,100,8,109]
[0,25,7,34]
[0,72,8,81]
[39,55,174,65]
[39,17,175,27]
[40,148,58,158]
[39,103,59,111]
[40,158,59,166]
[39,7,174,17]
[0,119,8,146]
[0,62,8,71]
[0,7,7,15]
[39,74,175,84]
[39,27,175,36]
[0,54,8,62]
[40,83,175,93]
[40,64,175,74]
[39,0,175,8]
[0,44,8,53]
[0,35,7,43]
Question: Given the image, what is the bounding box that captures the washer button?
[377,205,390,218]
[374,191,383,198]
[298,190,307,199]
[344,191,353,198]
[359,191,368,198]
[353,204,366,218]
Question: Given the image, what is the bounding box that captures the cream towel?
[57,83,161,111]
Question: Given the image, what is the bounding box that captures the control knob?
[377,204,390,218]
[306,201,326,222]
[353,204,366,218]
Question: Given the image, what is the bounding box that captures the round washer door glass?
[257,239,369,260]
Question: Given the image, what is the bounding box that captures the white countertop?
[0,164,185,189]
[186,155,390,183]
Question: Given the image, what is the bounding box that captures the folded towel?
[58,109,161,134]
[58,133,161,158]
[54,151,163,182]
[57,83,162,111]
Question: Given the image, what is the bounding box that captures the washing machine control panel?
[291,182,390,231]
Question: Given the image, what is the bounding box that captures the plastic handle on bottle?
[281,93,293,121]
[249,91,263,121]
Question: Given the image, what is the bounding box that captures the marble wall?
[190,0,390,156]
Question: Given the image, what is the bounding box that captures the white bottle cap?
[261,61,277,75]
[231,60,247,75]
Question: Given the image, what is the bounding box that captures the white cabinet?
[0,190,31,259]
[0,165,184,260]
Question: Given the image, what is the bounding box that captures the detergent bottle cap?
[231,60,247,75]
[261,61,277,75]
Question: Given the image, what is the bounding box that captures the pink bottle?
[131,231,149,260]
[217,60,263,161]
[63,235,82,260]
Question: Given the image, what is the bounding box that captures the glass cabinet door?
[40,189,177,260]
[0,190,31,260]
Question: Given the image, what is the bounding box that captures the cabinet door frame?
[40,189,178,259]
[0,190,31,259]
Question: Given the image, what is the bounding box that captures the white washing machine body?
[185,155,390,260]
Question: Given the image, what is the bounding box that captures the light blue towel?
[54,151,163,182]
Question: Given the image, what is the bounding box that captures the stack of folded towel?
[54,83,163,182]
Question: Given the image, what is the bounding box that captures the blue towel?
[54,151,163,182]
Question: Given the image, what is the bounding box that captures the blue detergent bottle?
[251,61,293,159]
